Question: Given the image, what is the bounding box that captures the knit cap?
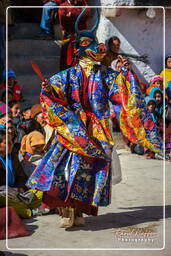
[150,75,163,84]
[2,69,16,81]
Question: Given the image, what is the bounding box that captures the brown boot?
[74,210,85,227]
[59,207,75,228]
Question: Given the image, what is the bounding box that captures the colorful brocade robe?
[26,64,162,208]
[27,64,117,207]
[113,66,162,152]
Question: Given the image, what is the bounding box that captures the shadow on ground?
[1,252,28,256]
[66,205,171,231]
[22,217,39,235]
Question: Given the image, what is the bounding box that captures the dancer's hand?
[42,79,51,93]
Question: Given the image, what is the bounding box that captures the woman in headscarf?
[20,120,45,177]
[0,129,43,218]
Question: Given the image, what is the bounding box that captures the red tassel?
[31,61,45,82]
[31,61,68,107]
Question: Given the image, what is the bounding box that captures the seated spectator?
[36,0,61,40]
[30,103,47,128]
[20,130,45,177]
[9,100,22,126]
[14,118,44,154]
[0,129,43,219]
[22,107,32,120]
[30,104,54,150]
[101,36,121,66]
[149,87,163,119]
[0,129,26,190]
[0,69,22,101]
[0,88,13,103]
[160,54,171,88]
[146,75,163,95]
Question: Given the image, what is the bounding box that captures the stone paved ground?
[1,149,171,256]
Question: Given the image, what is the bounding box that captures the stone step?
[9,22,41,39]
[21,95,41,106]
[17,74,56,94]
[8,55,60,76]
[16,73,56,106]
[8,39,61,56]
[17,74,41,96]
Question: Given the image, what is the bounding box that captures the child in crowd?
[0,69,22,101]
[160,54,171,88]
[149,87,163,119]
[145,96,157,123]
[0,129,26,190]
[0,129,43,218]
[9,100,22,126]
[146,75,163,95]
[144,96,162,159]
[0,89,13,103]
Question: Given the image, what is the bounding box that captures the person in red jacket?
[0,69,22,101]
[58,0,90,70]
[58,0,89,35]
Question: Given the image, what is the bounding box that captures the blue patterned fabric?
[26,65,118,207]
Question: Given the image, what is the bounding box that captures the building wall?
[100,0,134,5]
[96,7,164,83]
[100,0,171,6]
[165,8,171,56]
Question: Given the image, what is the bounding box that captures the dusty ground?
[0,149,171,256]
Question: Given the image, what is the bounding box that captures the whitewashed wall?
[165,8,171,56]
[96,5,164,84]
[100,0,134,5]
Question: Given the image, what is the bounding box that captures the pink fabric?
[150,75,163,84]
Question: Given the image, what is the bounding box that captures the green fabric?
[0,189,43,219]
